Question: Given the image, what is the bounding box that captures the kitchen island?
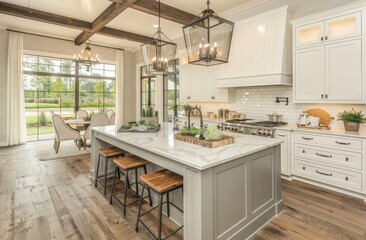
[91,123,283,240]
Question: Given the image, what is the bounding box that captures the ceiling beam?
[0,1,151,44]
[110,0,197,25]
[75,0,138,45]
[0,1,91,30]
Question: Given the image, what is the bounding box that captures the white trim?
[232,5,290,25]
[135,63,143,121]
[220,0,270,18]
[0,141,7,147]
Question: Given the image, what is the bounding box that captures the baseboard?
[0,141,7,147]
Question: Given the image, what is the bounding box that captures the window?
[23,54,116,141]
[163,60,180,122]
[140,66,157,117]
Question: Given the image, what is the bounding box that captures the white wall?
[0,29,9,145]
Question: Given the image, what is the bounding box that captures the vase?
[344,121,360,132]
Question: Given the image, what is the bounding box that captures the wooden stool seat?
[140,169,183,193]
[113,156,149,171]
[98,147,126,158]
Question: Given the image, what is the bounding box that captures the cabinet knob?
[302,166,305,170]
[325,94,328,99]
[346,157,349,162]
[302,150,305,153]
[187,96,191,99]
[325,35,328,40]
[321,36,324,41]
[211,96,215,100]
[346,177,349,181]
[321,94,324,99]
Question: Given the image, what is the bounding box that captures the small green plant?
[337,109,366,123]
[203,127,223,141]
[142,106,157,117]
[39,111,47,126]
[179,126,200,136]
[183,104,193,111]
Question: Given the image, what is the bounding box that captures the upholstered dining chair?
[75,110,88,119]
[83,112,109,149]
[105,110,114,119]
[52,114,82,153]
[109,112,116,125]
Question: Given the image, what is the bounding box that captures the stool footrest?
[111,194,149,207]
[138,215,183,240]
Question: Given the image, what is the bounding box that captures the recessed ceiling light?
[153,24,159,28]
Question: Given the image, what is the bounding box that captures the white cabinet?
[295,39,362,102]
[292,131,366,195]
[295,12,361,48]
[293,7,365,103]
[180,64,232,102]
[275,130,291,176]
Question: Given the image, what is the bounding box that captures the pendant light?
[183,0,234,66]
[73,40,100,71]
[140,0,177,75]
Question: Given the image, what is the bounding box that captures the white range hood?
[218,5,293,88]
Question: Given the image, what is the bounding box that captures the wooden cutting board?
[306,108,334,127]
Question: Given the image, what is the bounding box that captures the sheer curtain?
[7,32,26,146]
[115,50,124,125]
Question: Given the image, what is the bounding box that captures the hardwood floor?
[1,142,366,240]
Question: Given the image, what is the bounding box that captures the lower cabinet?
[276,130,291,176]
[292,131,365,196]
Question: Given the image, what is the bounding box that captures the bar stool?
[135,169,183,240]
[94,146,126,195]
[109,156,152,218]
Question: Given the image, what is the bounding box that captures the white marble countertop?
[92,123,283,171]
[275,123,366,139]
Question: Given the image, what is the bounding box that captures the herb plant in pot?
[337,109,366,132]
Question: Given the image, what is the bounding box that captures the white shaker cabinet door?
[295,46,325,101]
[325,39,362,101]
[276,131,291,176]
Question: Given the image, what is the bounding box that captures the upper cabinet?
[292,3,366,104]
[180,64,234,103]
[217,6,293,88]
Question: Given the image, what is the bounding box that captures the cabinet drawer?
[294,159,362,192]
[293,132,362,151]
[294,144,362,170]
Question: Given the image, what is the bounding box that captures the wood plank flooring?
[1,141,366,240]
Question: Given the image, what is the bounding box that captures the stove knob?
[267,130,273,136]
[239,127,244,133]
[258,129,263,135]
[251,129,257,135]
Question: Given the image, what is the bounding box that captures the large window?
[163,60,180,122]
[140,66,157,117]
[23,54,116,141]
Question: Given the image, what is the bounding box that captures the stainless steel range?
[219,119,287,138]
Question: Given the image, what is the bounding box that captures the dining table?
[64,119,91,130]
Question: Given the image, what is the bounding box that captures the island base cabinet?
[205,147,282,240]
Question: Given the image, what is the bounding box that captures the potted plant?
[183,104,193,116]
[337,109,366,132]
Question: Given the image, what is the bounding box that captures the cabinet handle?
[346,157,349,162]
[346,177,349,181]
[325,35,328,40]
[316,153,332,158]
[303,166,305,170]
[316,170,332,176]
[302,150,305,153]
[187,96,191,99]
[302,137,313,140]
[325,94,328,99]
[321,94,324,99]
[335,141,350,145]
[211,96,215,100]
[321,36,324,41]
[278,134,286,137]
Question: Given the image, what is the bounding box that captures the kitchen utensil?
[267,113,283,122]
[218,109,229,120]
[227,111,236,120]
[306,108,333,127]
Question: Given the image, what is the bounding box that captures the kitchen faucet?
[187,107,204,140]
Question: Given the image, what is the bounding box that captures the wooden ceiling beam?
[0,1,91,30]
[0,1,152,44]
[75,0,138,45]
[109,0,197,25]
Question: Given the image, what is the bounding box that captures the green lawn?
[27,125,54,136]
[25,103,60,109]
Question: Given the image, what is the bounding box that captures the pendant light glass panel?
[183,9,234,66]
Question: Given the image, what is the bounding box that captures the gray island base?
[91,123,283,240]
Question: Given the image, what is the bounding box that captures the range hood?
[217,5,293,88]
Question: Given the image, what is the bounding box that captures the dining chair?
[75,110,88,119]
[83,112,109,149]
[52,114,82,153]
[109,112,116,125]
[105,110,115,119]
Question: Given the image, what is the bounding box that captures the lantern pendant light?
[73,39,100,71]
[183,0,234,66]
[140,0,177,75]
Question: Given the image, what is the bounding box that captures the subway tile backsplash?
[189,86,366,130]
[235,86,366,129]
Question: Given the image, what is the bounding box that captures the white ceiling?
[0,0,256,50]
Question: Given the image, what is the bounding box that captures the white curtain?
[7,32,26,146]
[115,50,124,125]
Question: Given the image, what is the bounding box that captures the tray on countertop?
[174,134,235,148]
